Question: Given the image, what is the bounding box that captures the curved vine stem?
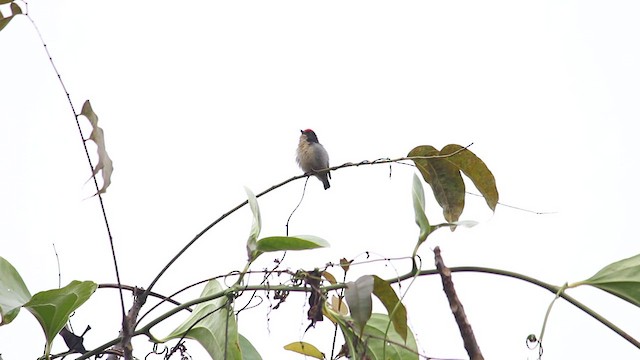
[23,6,126,328]
[143,149,472,297]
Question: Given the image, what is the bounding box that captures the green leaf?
[330,312,418,360]
[255,235,329,252]
[244,187,262,261]
[578,253,640,307]
[0,257,32,325]
[345,275,374,333]
[411,173,431,244]
[283,341,325,359]
[441,144,499,211]
[239,334,262,360]
[360,313,418,360]
[372,276,408,342]
[155,279,241,359]
[24,281,98,358]
[325,306,360,357]
[0,0,17,5]
[408,145,465,223]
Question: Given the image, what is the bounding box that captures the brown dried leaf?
[80,100,113,195]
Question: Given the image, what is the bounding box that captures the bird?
[297,129,331,190]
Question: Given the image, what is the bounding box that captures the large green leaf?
[372,276,408,342]
[408,145,465,223]
[330,311,418,360]
[155,279,241,360]
[440,144,498,211]
[0,257,32,325]
[345,275,374,333]
[244,187,262,261]
[577,253,640,307]
[360,313,418,360]
[24,281,98,358]
[411,174,431,244]
[255,235,329,252]
[239,334,262,360]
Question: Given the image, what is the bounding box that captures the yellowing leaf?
[322,271,337,285]
[80,100,113,195]
[9,2,21,15]
[284,341,325,359]
[0,2,22,32]
[408,145,465,223]
[440,144,499,211]
[331,295,349,315]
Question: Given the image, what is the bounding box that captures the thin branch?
[24,8,126,337]
[98,283,189,310]
[444,267,640,349]
[466,192,557,215]
[52,243,61,289]
[78,263,640,359]
[144,145,473,297]
[286,177,309,236]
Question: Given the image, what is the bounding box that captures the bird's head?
[300,129,319,144]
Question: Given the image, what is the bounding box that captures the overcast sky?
[2,1,640,359]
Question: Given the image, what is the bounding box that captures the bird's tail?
[319,172,331,190]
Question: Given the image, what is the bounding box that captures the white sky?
[1,1,640,359]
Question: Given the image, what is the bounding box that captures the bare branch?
[434,247,484,360]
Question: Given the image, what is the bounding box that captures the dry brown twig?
[434,246,484,360]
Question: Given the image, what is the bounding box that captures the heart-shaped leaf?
[155,279,241,359]
[360,313,418,359]
[576,253,640,307]
[0,256,32,325]
[24,281,97,358]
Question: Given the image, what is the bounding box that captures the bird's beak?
[300,130,304,134]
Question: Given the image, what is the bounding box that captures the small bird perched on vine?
[296,129,331,190]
